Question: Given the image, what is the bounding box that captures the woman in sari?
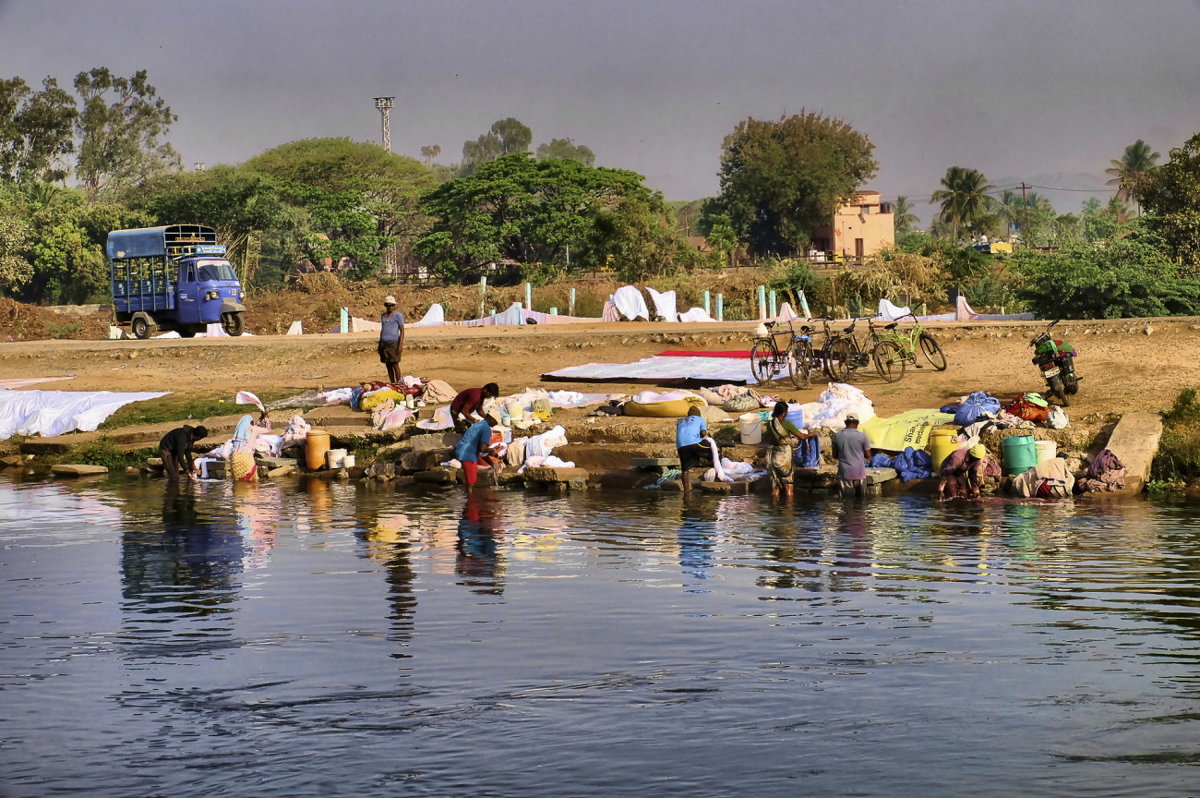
[764,401,816,499]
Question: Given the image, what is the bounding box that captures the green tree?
[994,190,1023,239]
[1106,138,1160,215]
[702,212,737,268]
[461,118,533,175]
[709,111,878,257]
[420,144,441,165]
[1138,131,1200,270]
[535,137,596,166]
[0,76,77,183]
[243,138,437,278]
[931,166,994,240]
[416,153,680,281]
[0,185,34,292]
[892,195,918,236]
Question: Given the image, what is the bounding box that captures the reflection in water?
[359,501,418,659]
[678,495,717,592]
[456,490,506,593]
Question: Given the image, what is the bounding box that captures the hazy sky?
[3,0,1199,219]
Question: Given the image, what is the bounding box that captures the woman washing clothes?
[764,401,817,499]
[937,443,998,500]
[230,411,271,483]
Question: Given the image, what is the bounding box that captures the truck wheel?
[221,312,244,337]
[131,316,152,340]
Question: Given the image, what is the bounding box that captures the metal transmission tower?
[374,96,395,151]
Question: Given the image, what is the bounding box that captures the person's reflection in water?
[359,508,418,660]
[119,481,244,655]
[678,493,718,593]
[829,499,873,586]
[233,481,279,570]
[456,490,505,594]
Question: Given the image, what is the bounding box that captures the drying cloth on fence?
[544,355,754,386]
[860,408,955,451]
[0,388,169,439]
[877,298,912,321]
[646,287,678,322]
[954,391,1001,426]
[413,303,445,327]
[446,302,600,327]
[611,285,651,321]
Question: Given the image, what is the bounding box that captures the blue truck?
[107,224,247,339]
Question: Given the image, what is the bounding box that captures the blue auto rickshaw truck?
[107,224,247,339]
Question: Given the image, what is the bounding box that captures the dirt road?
[0,318,1196,419]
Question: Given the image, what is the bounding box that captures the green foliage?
[1011,229,1200,318]
[1138,131,1200,272]
[1106,138,1160,213]
[768,258,831,313]
[1152,388,1200,483]
[0,76,77,183]
[892,195,919,236]
[461,118,533,174]
[535,138,595,166]
[931,166,994,239]
[417,153,687,282]
[73,68,180,197]
[710,111,878,257]
[835,250,947,310]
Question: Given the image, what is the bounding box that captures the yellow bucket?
[305,429,331,471]
[927,426,959,470]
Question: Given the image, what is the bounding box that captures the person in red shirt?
[451,383,500,432]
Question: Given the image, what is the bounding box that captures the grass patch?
[98,390,292,431]
[54,437,156,470]
[1151,388,1200,483]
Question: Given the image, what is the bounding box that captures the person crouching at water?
[455,414,501,489]
[451,382,501,432]
[158,424,208,481]
[378,295,405,384]
[675,406,709,494]
[764,401,817,500]
[832,413,871,498]
[938,443,996,500]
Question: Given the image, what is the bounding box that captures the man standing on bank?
[831,412,871,498]
[378,295,405,384]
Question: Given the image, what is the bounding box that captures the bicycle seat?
[842,324,855,333]
[885,322,897,330]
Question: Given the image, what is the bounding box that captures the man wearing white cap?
[378,295,405,383]
[832,412,871,498]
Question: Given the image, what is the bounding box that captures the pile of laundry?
[443,424,576,475]
[941,390,1069,437]
[417,388,611,432]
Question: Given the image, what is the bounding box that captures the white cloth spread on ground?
[631,389,698,405]
[413,303,445,327]
[0,388,169,439]
[645,287,678,322]
[611,285,651,321]
[416,405,454,430]
[678,307,717,322]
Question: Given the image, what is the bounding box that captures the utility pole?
[374,97,395,152]
[1017,182,1032,240]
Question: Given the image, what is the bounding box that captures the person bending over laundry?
[451,382,500,432]
[831,413,871,498]
[378,295,405,384]
[455,414,499,490]
[158,424,209,481]
[764,401,817,500]
[938,443,994,500]
[675,406,710,494]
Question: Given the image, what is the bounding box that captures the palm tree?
[892,195,919,236]
[931,166,995,240]
[995,190,1023,239]
[1105,139,1159,215]
[1106,195,1133,225]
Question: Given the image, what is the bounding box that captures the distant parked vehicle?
[107,224,246,339]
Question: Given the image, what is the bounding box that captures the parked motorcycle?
[1029,320,1080,406]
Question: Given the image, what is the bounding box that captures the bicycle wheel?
[825,337,853,382]
[750,340,776,384]
[787,340,814,389]
[919,333,947,371]
[873,340,907,383]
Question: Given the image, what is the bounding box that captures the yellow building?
[810,191,895,261]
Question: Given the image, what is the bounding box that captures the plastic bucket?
[927,426,959,470]
[343,454,356,468]
[1001,435,1038,476]
[305,429,331,471]
[325,448,347,469]
[740,413,762,445]
[1034,439,1057,464]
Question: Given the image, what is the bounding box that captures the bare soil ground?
[0,317,1195,426]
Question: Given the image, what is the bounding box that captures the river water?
[2,476,1199,797]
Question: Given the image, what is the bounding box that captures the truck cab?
[108,224,247,338]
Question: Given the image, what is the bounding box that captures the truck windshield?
[196,260,237,282]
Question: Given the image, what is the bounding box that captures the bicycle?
[870,313,947,382]
[749,320,818,389]
[823,318,874,382]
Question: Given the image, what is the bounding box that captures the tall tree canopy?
[1106,138,1160,215]
[461,118,533,174]
[536,138,596,166]
[416,153,690,282]
[708,112,878,257]
[242,138,436,277]
[74,68,180,197]
[0,76,77,184]
[931,166,994,239]
[1138,131,1200,270]
[892,195,918,236]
